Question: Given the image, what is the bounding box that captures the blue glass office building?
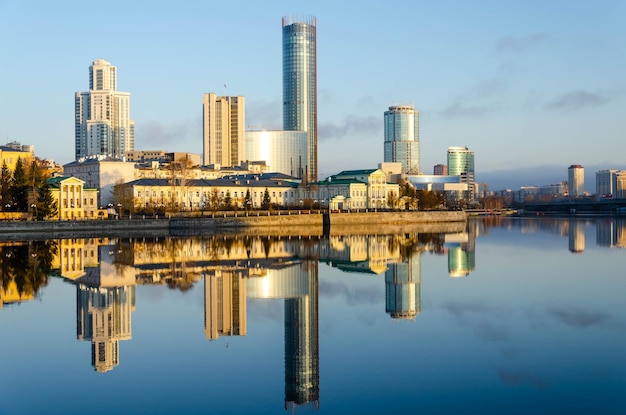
[384,105,420,173]
[283,16,317,182]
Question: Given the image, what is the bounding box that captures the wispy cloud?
[498,369,549,388]
[318,115,380,140]
[546,90,609,111]
[548,308,611,328]
[246,99,281,130]
[135,118,201,149]
[496,33,548,53]
[319,279,381,306]
[440,102,489,118]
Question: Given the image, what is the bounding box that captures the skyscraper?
[568,164,584,197]
[384,105,420,174]
[75,59,134,160]
[202,93,245,167]
[447,146,475,176]
[282,16,317,182]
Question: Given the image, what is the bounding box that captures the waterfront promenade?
[0,210,467,240]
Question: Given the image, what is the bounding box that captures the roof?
[334,169,379,176]
[125,177,299,189]
[0,145,29,153]
[47,176,84,188]
[314,178,366,186]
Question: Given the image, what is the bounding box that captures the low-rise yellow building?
[48,177,102,220]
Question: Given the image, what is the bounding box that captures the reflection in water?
[0,240,56,308]
[204,270,247,340]
[76,283,135,372]
[4,217,626,409]
[445,220,477,277]
[284,261,319,411]
[568,220,585,253]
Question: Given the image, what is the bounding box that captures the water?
[1,217,625,415]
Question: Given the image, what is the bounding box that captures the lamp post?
[117,203,122,219]
[31,203,38,221]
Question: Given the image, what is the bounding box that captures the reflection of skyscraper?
[204,270,247,340]
[446,223,477,277]
[597,218,626,248]
[283,16,317,182]
[76,283,135,373]
[569,220,585,253]
[284,261,319,410]
[385,252,421,319]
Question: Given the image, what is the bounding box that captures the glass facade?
[283,17,317,182]
[383,106,420,173]
[447,146,475,176]
[245,130,307,178]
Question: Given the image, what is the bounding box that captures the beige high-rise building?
[202,93,245,167]
[75,59,134,161]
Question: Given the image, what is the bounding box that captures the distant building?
[245,130,307,178]
[595,169,626,198]
[568,164,584,197]
[0,145,33,172]
[433,164,447,175]
[283,16,318,183]
[202,93,245,167]
[384,105,420,174]
[63,157,136,207]
[315,169,400,210]
[75,59,134,160]
[4,141,34,153]
[447,146,474,176]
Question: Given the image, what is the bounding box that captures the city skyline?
[1,1,625,190]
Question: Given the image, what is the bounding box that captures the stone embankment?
[0,211,467,240]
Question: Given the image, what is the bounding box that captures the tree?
[224,190,232,210]
[261,188,271,210]
[35,180,57,220]
[111,180,135,216]
[387,190,398,209]
[209,188,220,212]
[244,189,252,211]
[10,157,29,211]
[0,162,11,210]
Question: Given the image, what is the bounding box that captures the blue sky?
[1,0,624,189]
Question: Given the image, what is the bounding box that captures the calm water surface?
[1,217,625,415]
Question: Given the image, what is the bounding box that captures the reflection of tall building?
[75,244,136,373]
[204,270,247,340]
[445,223,477,277]
[569,220,585,253]
[385,252,421,319]
[284,261,319,411]
[76,283,135,373]
[597,218,626,248]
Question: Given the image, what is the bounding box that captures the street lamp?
[117,203,122,219]
[31,203,38,220]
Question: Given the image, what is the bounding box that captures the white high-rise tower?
[75,59,134,160]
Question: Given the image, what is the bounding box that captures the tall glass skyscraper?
[384,105,420,174]
[447,146,475,176]
[282,16,317,182]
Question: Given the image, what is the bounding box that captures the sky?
[1,0,624,190]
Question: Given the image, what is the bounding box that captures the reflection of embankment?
[328,222,466,236]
